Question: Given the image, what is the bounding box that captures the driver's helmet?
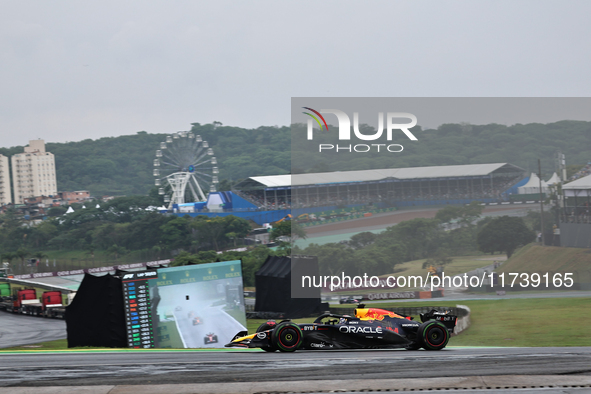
[339,315,351,324]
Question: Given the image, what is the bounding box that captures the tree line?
[0,196,253,263]
[0,120,589,198]
[0,195,294,286]
[292,120,590,177]
[293,202,539,277]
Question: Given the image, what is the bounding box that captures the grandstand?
[238,163,524,206]
[170,163,526,224]
[558,174,591,248]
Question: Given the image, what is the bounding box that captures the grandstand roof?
[238,163,524,189]
[563,174,591,190]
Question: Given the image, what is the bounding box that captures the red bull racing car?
[226,306,457,352]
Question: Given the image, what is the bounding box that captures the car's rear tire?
[418,321,449,350]
[272,322,303,352]
[257,320,278,352]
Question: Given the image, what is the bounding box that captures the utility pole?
[538,159,545,245]
[555,151,566,232]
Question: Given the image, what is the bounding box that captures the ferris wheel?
[153,132,219,209]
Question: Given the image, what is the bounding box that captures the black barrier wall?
[559,223,591,248]
[66,273,126,348]
[255,255,326,318]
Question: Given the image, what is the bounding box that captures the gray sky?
[1,1,591,148]
[292,98,591,130]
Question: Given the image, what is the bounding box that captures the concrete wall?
[454,305,471,335]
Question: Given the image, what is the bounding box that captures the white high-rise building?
[11,140,57,204]
[0,154,10,205]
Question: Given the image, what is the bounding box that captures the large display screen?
[147,260,247,348]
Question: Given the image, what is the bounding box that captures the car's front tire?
[272,322,303,352]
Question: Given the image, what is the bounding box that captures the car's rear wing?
[420,309,457,332]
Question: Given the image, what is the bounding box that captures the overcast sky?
[1,1,591,148]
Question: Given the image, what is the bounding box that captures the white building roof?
[242,163,523,189]
[563,174,591,190]
[249,175,292,188]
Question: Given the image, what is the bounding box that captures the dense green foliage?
[0,196,284,285]
[0,197,252,259]
[0,120,589,197]
[477,216,536,258]
[291,120,591,175]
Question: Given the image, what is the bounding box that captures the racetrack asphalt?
[0,312,66,349]
[1,346,591,392]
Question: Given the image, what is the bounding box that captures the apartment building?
[0,154,10,205]
[11,140,57,204]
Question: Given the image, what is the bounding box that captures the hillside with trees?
[291,120,591,176]
[0,123,291,197]
[0,120,589,197]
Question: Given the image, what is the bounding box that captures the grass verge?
[498,244,591,283]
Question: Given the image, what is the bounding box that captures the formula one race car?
[226,306,456,352]
[188,311,202,325]
[204,333,218,344]
[339,296,360,304]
